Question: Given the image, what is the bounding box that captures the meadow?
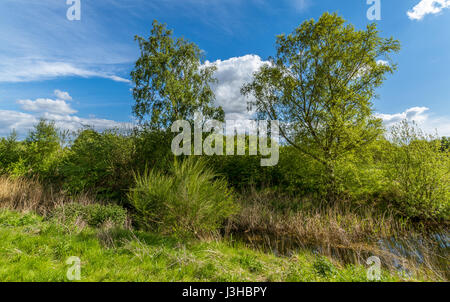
[0,13,448,282]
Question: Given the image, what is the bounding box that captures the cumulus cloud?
[205,55,268,121]
[0,110,37,136]
[17,98,77,115]
[376,107,450,136]
[0,61,130,83]
[54,90,72,101]
[0,90,130,137]
[407,0,450,20]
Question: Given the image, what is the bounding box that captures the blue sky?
[0,0,449,137]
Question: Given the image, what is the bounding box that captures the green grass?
[0,210,406,282]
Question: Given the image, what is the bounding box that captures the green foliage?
[52,203,127,228]
[313,256,336,277]
[0,131,25,175]
[204,135,281,190]
[331,138,390,199]
[242,12,400,201]
[17,119,64,180]
[383,120,450,221]
[128,158,238,238]
[0,210,42,227]
[132,127,174,173]
[0,121,65,180]
[207,154,276,189]
[276,146,324,195]
[441,137,449,152]
[60,128,135,200]
[131,20,224,129]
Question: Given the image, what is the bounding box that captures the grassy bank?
[0,175,447,282]
[0,209,406,282]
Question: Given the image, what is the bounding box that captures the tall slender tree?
[242,13,400,201]
[131,20,224,130]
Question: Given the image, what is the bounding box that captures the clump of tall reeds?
[227,189,448,281]
[0,176,94,216]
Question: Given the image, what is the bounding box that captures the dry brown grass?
[0,176,94,216]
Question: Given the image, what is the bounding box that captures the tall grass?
[128,158,239,238]
[0,176,96,216]
[227,190,449,281]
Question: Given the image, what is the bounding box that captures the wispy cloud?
[289,0,311,12]
[0,61,130,83]
[0,0,132,83]
[407,0,450,20]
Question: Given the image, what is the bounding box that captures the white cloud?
[0,109,127,137]
[376,107,450,136]
[0,110,37,136]
[54,90,72,101]
[355,60,390,79]
[40,112,128,133]
[205,55,268,120]
[0,61,130,83]
[407,0,450,20]
[0,90,130,137]
[17,98,77,115]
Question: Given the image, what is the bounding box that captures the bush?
[52,203,128,228]
[383,121,450,221]
[0,120,65,180]
[128,158,238,238]
[23,119,64,181]
[332,138,390,200]
[60,128,135,200]
[132,128,174,173]
[313,256,336,277]
[0,131,23,175]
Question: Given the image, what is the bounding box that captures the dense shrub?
[128,158,238,238]
[332,138,390,200]
[52,203,127,228]
[60,128,135,200]
[132,128,174,173]
[0,120,65,181]
[23,120,64,181]
[205,142,320,195]
[206,154,279,190]
[0,131,23,175]
[383,121,450,221]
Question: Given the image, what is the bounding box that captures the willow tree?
[131,20,224,130]
[242,13,400,201]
